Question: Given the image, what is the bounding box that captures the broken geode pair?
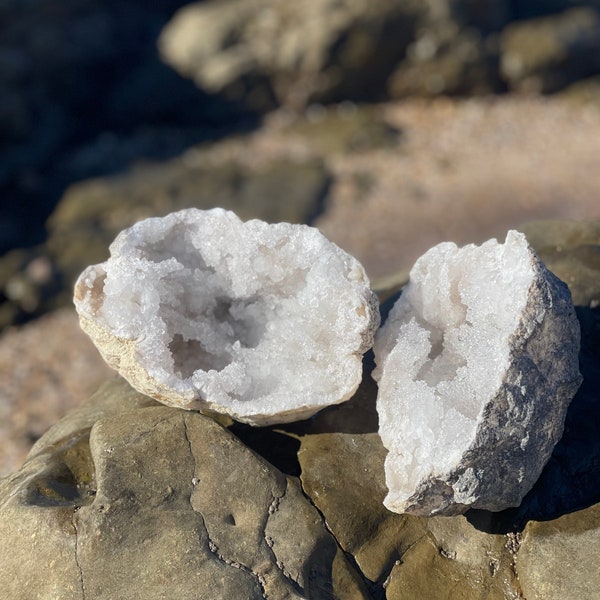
[74,208,582,517]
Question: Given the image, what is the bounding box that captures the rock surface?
[0,379,367,599]
[373,231,582,516]
[516,502,600,600]
[74,208,379,425]
[298,429,520,598]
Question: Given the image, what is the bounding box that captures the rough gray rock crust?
[374,231,582,516]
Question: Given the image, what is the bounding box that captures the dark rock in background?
[387,0,509,97]
[512,0,600,19]
[158,0,425,110]
[388,26,502,97]
[0,248,60,328]
[159,0,506,107]
[0,0,259,254]
[158,0,600,104]
[500,7,600,92]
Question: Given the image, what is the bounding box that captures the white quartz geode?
[74,208,379,426]
[373,231,582,516]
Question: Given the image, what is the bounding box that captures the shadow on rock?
[229,424,302,477]
[277,354,380,438]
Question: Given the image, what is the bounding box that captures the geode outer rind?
[374,232,582,516]
[74,208,379,426]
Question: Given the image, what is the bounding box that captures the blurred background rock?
[2,0,600,473]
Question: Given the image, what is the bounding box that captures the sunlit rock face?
[373,231,582,516]
[74,208,379,426]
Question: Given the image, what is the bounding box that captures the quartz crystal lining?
[373,230,582,516]
[74,208,379,426]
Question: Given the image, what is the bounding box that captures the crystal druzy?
[74,208,379,426]
[373,231,582,516]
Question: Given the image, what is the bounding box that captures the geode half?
[74,208,379,426]
[373,230,582,516]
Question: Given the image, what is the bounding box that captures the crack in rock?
[377,538,427,593]
[505,532,526,599]
[182,414,195,479]
[71,512,86,600]
[183,414,316,598]
[262,483,306,592]
[205,529,269,599]
[128,415,176,445]
[298,477,394,599]
[381,561,401,590]
[295,472,386,599]
[183,414,270,599]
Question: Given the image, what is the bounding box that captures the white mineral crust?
[373,231,582,516]
[74,208,379,426]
